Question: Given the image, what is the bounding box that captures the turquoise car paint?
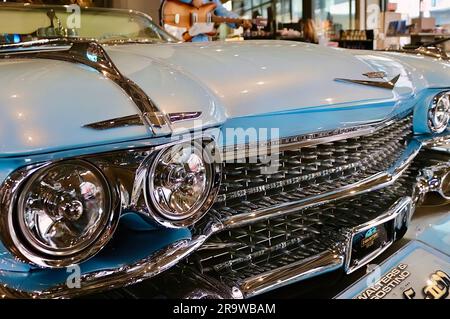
[0,213,191,291]
[0,22,449,295]
[415,214,450,256]
[413,89,449,134]
[1,41,449,158]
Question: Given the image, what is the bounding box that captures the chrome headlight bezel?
[144,139,222,228]
[428,91,450,134]
[0,160,121,268]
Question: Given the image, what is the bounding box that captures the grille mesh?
[191,173,416,282]
[215,116,413,216]
[189,116,416,284]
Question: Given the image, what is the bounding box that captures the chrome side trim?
[239,251,344,298]
[169,112,203,123]
[334,74,401,90]
[0,39,172,136]
[0,237,208,298]
[83,115,144,130]
[83,112,203,130]
[222,139,422,228]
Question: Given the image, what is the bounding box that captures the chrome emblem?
[334,74,401,90]
[363,72,387,79]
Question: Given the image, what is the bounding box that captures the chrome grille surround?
[185,114,420,296]
[218,116,412,205]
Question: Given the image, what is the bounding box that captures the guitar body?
[162,0,218,29]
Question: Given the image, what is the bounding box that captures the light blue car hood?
[0,40,449,157]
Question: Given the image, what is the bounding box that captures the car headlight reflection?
[146,140,220,228]
[428,91,450,134]
[14,160,116,267]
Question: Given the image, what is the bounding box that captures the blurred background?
[5,0,450,51]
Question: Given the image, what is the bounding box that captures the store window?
[233,0,302,22]
[429,0,450,26]
[389,0,450,26]
[314,0,355,40]
[233,0,273,19]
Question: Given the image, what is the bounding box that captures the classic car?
[0,3,449,299]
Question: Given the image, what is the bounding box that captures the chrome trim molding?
[222,115,404,161]
[222,139,421,228]
[83,115,144,130]
[334,74,401,90]
[239,251,343,298]
[83,112,203,130]
[0,237,207,298]
[0,39,172,136]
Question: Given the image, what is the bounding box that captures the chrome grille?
[191,172,417,283]
[217,116,413,210]
[189,116,415,284]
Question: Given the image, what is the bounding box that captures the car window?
[0,5,177,45]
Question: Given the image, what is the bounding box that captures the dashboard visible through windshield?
[0,4,177,45]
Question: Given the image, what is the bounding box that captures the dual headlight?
[2,139,220,268]
[428,91,450,134]
[146,140,221,228]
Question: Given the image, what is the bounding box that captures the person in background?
[299,18,318,44]
[165,0,251,42]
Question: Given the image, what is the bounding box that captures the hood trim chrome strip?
[334,74,401,90]
[83,112,203,130]
[0,39,172,136]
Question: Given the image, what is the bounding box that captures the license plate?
[346,198,411,273]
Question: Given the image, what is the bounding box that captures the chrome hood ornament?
[363,72,387,79]
[335,74,401,90]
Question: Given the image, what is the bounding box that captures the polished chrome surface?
[428,91,450,134]
[83,112,203,131]
[334,74,400,90]
[217,116,415,227]
[0,39,172,136]
[222,115,401,161]
[0,237,206,298]
[344,197,412,273]
[144,139,222,228]
[363,72,387,79]
[168,112,203,123]
[0,161,121,268]
[240,251,343,297]
[16,160,113,261]
[83,115,144,130]
[188,183,418,297]
[0,136,217,268]
[0,115,443,297]
[416,158,450,200]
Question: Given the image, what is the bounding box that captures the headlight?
[428,91,450,133]
[11,160,117,267]
[146,140,221,227]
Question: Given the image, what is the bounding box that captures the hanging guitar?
[161,0,267,41]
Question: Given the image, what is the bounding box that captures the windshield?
[0,4,177,45]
